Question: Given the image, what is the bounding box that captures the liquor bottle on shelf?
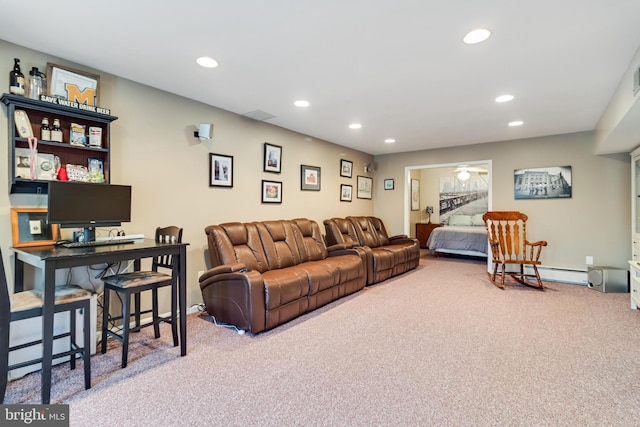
[9,58,25,96]
[51,118,63,142]
[41,117,51,140]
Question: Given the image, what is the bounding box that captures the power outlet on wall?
[586,256,594,265]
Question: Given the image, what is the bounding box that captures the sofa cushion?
[348,216,380,248]
[205,222,269,272]
[323,218,359,246]
[258,221,303,269]
[292,218,329,262]
[262,267,309,310]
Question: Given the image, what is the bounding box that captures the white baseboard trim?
[524,265,587,285]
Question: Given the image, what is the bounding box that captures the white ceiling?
[2,0,640,156]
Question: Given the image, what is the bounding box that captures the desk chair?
[101,226,182,368]
[0,247,92,403]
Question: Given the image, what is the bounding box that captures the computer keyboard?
[62,239,135,248]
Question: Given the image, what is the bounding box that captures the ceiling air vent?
[242,110,276,121]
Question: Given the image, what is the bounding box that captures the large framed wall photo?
[263,143,282,173]
[357,175,372,199]
[10,208,60,248]
[514,166,572,199]
[301,165,321,191]
[209,153,233,187]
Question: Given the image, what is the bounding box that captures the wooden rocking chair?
[482,211,547,289]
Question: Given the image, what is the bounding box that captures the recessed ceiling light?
[463,28,491,44]
[196,56,219,68]
[385,139,396,144]
[294,100,310,107]
[508,120,524,127]
[495,94,514,103]
[349,123,362,129]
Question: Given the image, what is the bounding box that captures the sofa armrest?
[327,243,352,251]
[199,267,266,334]
[389,235,418,245]
[199,262,247,282]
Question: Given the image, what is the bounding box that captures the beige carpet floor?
[4,252,640,426]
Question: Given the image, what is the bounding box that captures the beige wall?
[374,132,630,271]
[0,39,634,309]
[0,40,374,309]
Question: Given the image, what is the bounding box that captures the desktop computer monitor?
[47,181,132,242]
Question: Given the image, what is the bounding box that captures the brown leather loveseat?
[199,218,366,334]
[323,216,420,285]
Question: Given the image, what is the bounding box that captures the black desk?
[12,239,188,404]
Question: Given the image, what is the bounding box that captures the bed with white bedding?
[426,213,488,258]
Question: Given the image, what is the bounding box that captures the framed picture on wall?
[340,159,353,178]
[411,179,420,211]
[340,184,352,202]
[209,153,233,187]
[264,143,282,173]
[357,175,373,199]
[47,62,100,105]
[10,208,60,248]
[301,165,321,191]
[262,180,282,203]
[514,166,572,199]
[384,179,394,190]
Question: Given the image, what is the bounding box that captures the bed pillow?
[471,214,485,226]
[449,214,472,226]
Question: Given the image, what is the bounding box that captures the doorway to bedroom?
[404,160,492,265]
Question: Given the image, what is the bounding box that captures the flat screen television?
[47,181,132,242]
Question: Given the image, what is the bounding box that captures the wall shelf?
[1,93,118,194]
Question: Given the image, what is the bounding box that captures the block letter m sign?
[65,83,96,106]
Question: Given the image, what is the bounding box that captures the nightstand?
[416,223,441,249]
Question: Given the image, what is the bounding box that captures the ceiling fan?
[453,165,488,180]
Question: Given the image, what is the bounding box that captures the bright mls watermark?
[2,405,69,426]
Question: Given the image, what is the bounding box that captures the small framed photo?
[264,143,282,173]
[301,165,321,191]
[262,180,282,203]
[340,184,353,202]
[209,153,233,187]
[10,208,60,248]
[384,179,394,190]
[47,62,100,105]
[357,175,373,199]
[340,159,353,178]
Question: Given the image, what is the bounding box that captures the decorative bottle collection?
[9,58,25,95]
[9,58,47,99]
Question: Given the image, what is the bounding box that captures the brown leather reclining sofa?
[199,218,366,334]
[323,216,420,285]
